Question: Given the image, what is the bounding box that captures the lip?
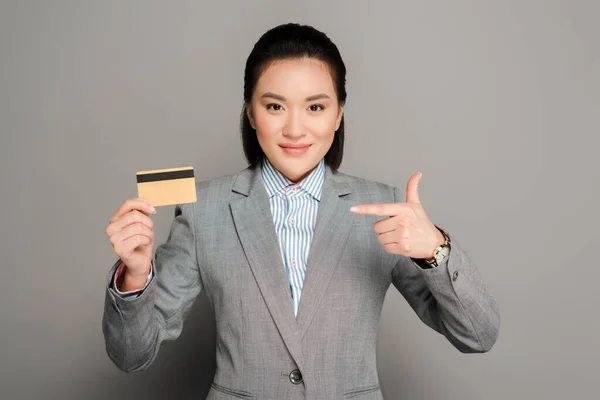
[280,143,311,155]
[280,143,311,149]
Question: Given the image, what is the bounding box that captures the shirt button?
[452,271,459,281]
[290,218,295,225]
[292,258,297,267]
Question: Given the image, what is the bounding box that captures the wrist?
[418,229,446,261]
[412,227,450,269]
[117,264,151,292]
[431,229,446,256]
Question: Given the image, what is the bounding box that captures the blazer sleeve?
[390,186,500,353]
[102,201,203,372]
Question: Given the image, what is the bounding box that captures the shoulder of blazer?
[333,169,397,202]
[192,167,255,203]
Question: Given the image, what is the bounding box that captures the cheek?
[310,113,339,139]
[254,112,281,141]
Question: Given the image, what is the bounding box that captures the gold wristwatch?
[424,227,451,267]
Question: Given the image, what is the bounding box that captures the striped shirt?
[261,157,325,317]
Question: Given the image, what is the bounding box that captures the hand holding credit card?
[136,166,197,207]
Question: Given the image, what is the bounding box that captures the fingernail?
[150,206,156,214]
[350,206,359,213]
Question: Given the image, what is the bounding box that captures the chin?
[291,163,321,181]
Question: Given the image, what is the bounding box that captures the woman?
[103,23,500,399]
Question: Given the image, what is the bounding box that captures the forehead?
[255,58,336,97]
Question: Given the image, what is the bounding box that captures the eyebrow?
[260,92,331,102]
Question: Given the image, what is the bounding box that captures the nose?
[282,110,305,139]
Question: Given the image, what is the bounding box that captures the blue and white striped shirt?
[261,157,325,317]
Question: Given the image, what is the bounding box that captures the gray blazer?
[102,164,500,399]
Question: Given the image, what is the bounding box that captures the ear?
[335,104,344,131]
[246,103,256,129]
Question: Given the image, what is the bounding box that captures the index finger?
[110,198,156,223]
[350,203,404,216]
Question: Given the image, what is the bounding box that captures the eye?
[266,103,283,111]
[309,104,324,112]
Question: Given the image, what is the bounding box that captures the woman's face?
[247,57,343,183]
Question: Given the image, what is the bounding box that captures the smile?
[280,144,311,155]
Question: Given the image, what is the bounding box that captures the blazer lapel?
[229,165,305,371]
[296,167,354,340]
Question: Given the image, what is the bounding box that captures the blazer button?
[289,369,303,384]
[452,271,459,281]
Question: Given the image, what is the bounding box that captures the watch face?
[436,245,450,262]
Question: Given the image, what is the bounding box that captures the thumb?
[405,172,422,204]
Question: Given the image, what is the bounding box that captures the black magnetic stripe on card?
[136,169,194,183]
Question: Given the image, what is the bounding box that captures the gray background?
[1,0,598,399]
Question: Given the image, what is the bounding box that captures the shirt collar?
[261,157,326,201]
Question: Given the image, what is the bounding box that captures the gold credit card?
[136,166,197,207]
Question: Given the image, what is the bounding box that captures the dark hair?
[240,23,347,171]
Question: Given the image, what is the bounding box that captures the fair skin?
[246,57,343,183]
[106,199,156,291]
[351,173,446,260]
[105,58,444,292]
